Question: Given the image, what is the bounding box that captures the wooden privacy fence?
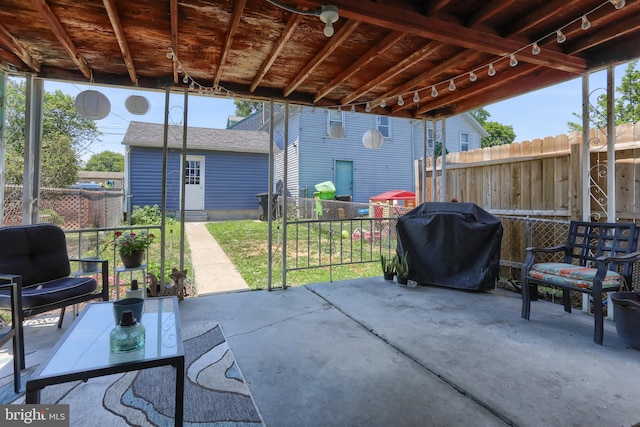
[415,123,640,221]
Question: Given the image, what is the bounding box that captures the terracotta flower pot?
[120,250,145,268]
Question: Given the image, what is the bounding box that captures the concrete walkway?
[184,222,250,295]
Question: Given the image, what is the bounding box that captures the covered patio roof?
[1,0,639,118]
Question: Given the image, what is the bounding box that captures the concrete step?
[182,211,209,222]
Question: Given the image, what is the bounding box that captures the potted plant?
[380,254,396,282]
[395,252,409,285]
[114,230,155,268]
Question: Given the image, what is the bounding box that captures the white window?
[327,110,344,136]
[376,116,391,138]
[460,132,469,152]
[427,128,434,149]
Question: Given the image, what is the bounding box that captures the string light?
[281,0,626,114]
[532,42,541,55]
[351,105,356,112]
[365,102,371,112]
[166,47,233,98]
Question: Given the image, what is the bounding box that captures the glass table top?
[38,297,183,378]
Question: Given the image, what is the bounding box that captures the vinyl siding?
[129,147,268,211]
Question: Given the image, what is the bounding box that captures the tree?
[85,151,124,172]
[234,100,263,117]
[470,107,516,147]
[4,79,101,187]
[568,60,640,132]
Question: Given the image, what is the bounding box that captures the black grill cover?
[397,202,503,291]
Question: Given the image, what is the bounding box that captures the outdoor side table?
[115,264,147,300]
[25,296,184,426]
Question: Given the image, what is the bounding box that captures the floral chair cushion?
[529,262,623,290]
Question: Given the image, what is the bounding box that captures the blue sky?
[45,61,636,162]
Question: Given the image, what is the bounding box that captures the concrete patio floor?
[3,279,640,426]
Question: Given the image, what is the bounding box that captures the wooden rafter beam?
[30,0,90,79]
[340,40,439,106]
[170,0,179,84]
[314,30,406,103]
[250,12,304,93]
[469,0,517,27]
[284,20,360,97]
[0,49,28,70]
[386,50,485,113]
[295,0,587,73]
[413,63,542,116]
[103,0,136,84]
[214,0,247,86]
[0,25,39,72]
[505,0,583,35]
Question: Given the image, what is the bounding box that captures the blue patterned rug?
[1,322,264,427]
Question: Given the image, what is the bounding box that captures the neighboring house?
[77,171,124,188]
[232,106,488,203]
[122,121,271,220]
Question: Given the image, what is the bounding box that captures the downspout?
[282,102,289,289]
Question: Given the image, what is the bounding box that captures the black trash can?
[256,193,279,221]
[335,195,352,202]
[611,292,640,350]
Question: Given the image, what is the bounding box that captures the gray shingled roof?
[122,121,272,154]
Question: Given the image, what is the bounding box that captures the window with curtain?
[327,110,344,134]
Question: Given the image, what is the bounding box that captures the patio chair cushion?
[0,276,97,310]
[529,262,623,290]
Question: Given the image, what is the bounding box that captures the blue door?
[335,160,353,197]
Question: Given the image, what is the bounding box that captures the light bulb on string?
[532,42,541,55]
[610,0,625,9]
[413,91,420,102]
[448,79,456,91]
[469,71,477,82]
[365,102,371,112]
[189,81,195,90]
[556,29,566,43]
[166,51,174,59]
[581,15,591,30]
[177,65,183,73]
[380,99,386,108]
[183,76,189,84]
[397,95,404,106]
[350,105,356,112]
[509,54,518,67]
[488,63,496,77]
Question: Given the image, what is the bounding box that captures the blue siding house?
[233,107,488,203]
[122,121,271,220]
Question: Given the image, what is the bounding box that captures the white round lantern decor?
[125,95,150,115]
[362,129,384,149]
[74,90,111,120]
[328,124,344,139]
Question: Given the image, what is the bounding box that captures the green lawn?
[206,220,385,290]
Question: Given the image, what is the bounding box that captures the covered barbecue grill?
[396,202,503,291]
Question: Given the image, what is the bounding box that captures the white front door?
[183,156,204,211]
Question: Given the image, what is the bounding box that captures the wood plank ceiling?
[0,0,638,119]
